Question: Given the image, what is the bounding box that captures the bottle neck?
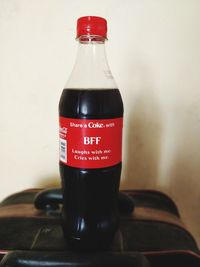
[65,35,117,89]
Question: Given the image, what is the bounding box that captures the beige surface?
[1,0,200,246]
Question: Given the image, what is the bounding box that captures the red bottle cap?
[76,16,107,39]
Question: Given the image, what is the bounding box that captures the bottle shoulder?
[59,88,123,119]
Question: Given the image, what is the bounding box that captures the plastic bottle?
[59,16,123,250]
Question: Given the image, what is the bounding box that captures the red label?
[59,117,123,169]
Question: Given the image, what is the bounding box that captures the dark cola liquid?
[59,88,123,250]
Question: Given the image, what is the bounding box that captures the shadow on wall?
[120,56,200,245]
[163,110,200,247]
[35,175,60,189]
[120,61,163,190]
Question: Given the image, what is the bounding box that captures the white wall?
[1,0,200,246]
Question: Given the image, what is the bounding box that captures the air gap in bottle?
[59,16,124,250]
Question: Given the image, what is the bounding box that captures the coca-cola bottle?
[59,16,123,250]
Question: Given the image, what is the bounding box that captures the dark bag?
[0,188,199,266]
